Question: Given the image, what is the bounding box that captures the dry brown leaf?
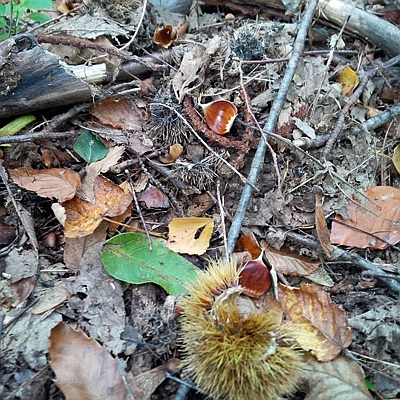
[330,186,400,249]
[167,217,214,255]
[89,98,145,130]
[261,241,320,276]
[139,185,169,209]
[159,143,183,163]
[279,284,352,362]
[49,322,143,400]
[314,187,333,257]
[62,175,132,238]
[302,353,373,399]
[128,359,182,400]
[10,167,81,202]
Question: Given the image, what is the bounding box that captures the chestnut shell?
[238,259,272,298]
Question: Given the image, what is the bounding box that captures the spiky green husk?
[179,260,303,400]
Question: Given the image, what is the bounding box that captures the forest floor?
[0,0,399,399]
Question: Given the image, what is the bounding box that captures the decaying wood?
[317,0,400,56]
[0,33,102,119]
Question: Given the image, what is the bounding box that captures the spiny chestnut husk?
[179,260,304,400]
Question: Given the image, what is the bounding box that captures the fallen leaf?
[89,98,145,130]
[0,115,36,136]
[159,143,183,163]
[102,232,199,295]
[280,284,352,362]
[330,186,400,249]
[392,144,400,174]
[261,241,320,276]
[63,175,132,238]
[130,359,182,400]
[314,187,333,257]
[73,130,108,163]
[302,353,373,399]
[139,185,170,209]
[167,217,214,255]
[10,167,81,202]
[49,322,143,400]
[234,232,262,259]
[337,66,359,96]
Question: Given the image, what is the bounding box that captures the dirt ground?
[0,0,399,399]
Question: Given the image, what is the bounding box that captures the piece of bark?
[0,33,104,119]
[318,0,400,56]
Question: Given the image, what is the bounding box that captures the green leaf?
[0,115,36,136]
[21,0,53,10]
[28,12,51,23]
[73,130,108,163]
[364,379,375,392]
[102,232,199,296]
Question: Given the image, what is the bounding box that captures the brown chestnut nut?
[238,259,271,298]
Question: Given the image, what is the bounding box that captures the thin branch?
[285,230,400,294]
[226,0,319,254]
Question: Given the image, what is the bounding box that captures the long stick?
[227,0,319,253]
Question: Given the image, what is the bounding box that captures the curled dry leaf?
[49,322,143,400]
[330,186,400,249]
[153,21,189,48]
[314,187,333,258]
[279,283,352,362]
[261,241,320,276]
[234,232,262,259]
[62,175,132,238]
[159,143,183,163]
[167,217,213,255]
[10,167,81,202]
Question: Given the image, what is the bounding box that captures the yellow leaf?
[337,66,359,96]
[167,217,213,255]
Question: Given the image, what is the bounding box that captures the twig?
[322,53,400,160]
[0,165,39,256]
[216,181,229,260]
[1,297,40,333]
[36,34,162,70]
[285,230,400,294]
[126,169,153,251]
[120,0,147,51]
[0,130,77,145]
[226,0,319,254]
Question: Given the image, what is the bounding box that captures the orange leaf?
[279,284,352,362]
[49,322,143,399]
[330,186,400,249]
[234,232,262,259]
[159,143,183,163]
[10,167,81,202]
[167,217,213,255]
[63,175,132,238]
[337,66,359,96]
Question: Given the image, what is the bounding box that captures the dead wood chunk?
[0,33,95,119]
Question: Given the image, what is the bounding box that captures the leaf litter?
[0,0,400,399]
